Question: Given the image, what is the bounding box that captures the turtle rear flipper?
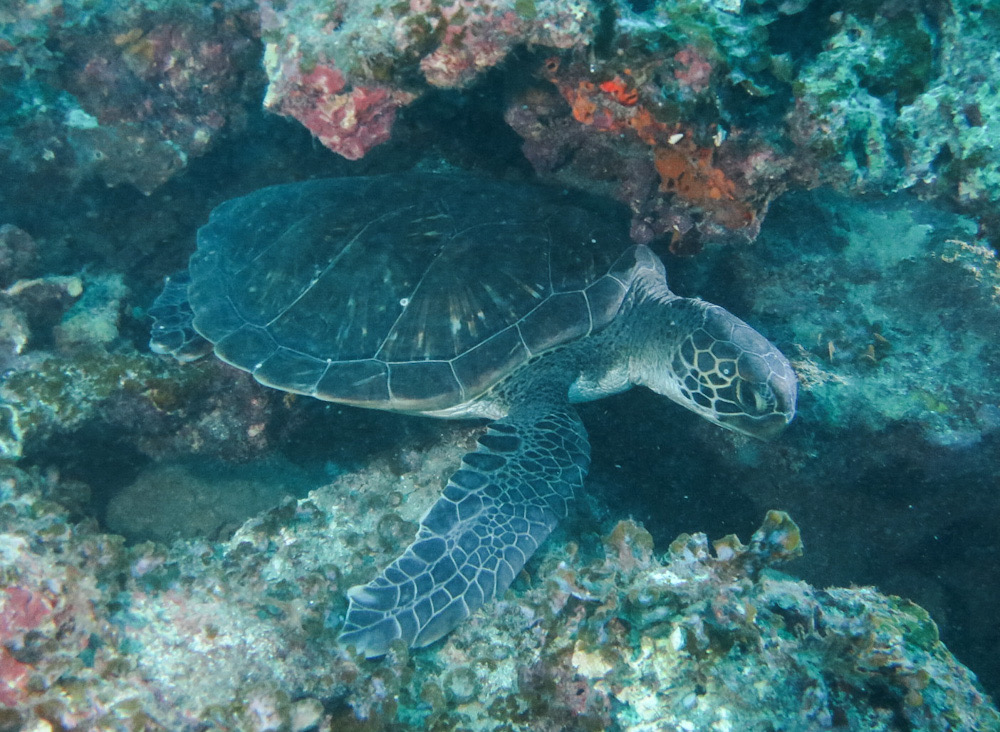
[340,402,590,657]
[149,271,212,362]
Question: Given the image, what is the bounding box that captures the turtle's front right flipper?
[148,271,212,362]
[340,403,590,657]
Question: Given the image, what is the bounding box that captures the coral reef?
[504,48,784,249]
[0,0,262,193]
[3,0,1000,725]
[1,452,996,730]
[258,0,598,159]
[6,0,1000,239]
[0,342,284,463]
[504,0,1000,247]
[0,243,994,721]
[255,0,1000,243]
[0,267,287,462]
[592,186,1000,706]
[790,0,1000,214]
[0,135,997,732]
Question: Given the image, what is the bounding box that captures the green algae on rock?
[693,188,1000,447]
[0,266,291,463]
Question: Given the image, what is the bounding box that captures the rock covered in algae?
[709,188,1000,448]
[0,0,262,194]
[0,435,996,730]
[0,266,293,462]
[254,0,1000,244]
[6,0,1000,246]
[789,0,1000,214]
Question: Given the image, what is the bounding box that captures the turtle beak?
[713,366,797,440]
[718,410,794,441]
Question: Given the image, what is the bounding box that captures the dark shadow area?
[21,424,151,522]
[581,385,1000,701]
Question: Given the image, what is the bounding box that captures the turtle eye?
[735,381,772,416]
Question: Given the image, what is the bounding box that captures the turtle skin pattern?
[340,401,589,656]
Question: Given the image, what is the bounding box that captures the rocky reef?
[255,0,1000,247]
[8,1,1000,244]
[705,188,1000,448]
[2,0,1000,728]
[0,205,997,724]
[2,454,997,730]
[258,0,597,160]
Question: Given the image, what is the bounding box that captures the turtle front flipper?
[148,271,212,362]
[340,403,590,657]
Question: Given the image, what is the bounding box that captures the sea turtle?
[149,172,797,657]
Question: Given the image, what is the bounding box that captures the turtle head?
[635,299,797,439]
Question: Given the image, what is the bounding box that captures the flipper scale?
[340,403,589,657]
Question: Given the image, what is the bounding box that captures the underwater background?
[1,0,999,729]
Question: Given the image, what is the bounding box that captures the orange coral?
[545,58,756,233]
[570,81,598,124]
[654,141,735,201]
[599,76,639,106]
[627,107,667,146]
[655,141,754,229]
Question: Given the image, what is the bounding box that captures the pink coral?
[0,587,55,706]
[259,0,596,158]
[0,587,52,637]
[0,652,29,708]
[673,46,713,93]
[419,7,525,88]
[266,63,414,160]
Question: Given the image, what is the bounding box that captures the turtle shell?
[187,173,655,412]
